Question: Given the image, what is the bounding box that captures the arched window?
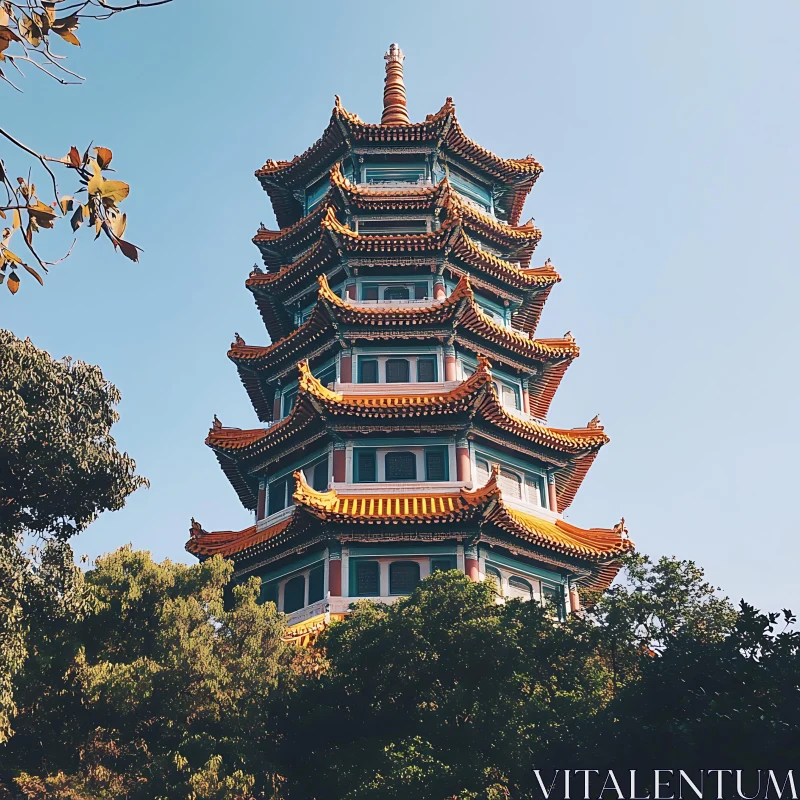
[498,468,522,499]
[283,575,305,613]
[385,358,410,383]
[475,458,491,486]
[389,561,420,595]
[507,576,534,601]
[484,566,502,596]
[384,285,410,301]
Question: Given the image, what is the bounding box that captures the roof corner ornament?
[382,43,410,126]
[613,517,627,537]
[190,517,203,537]
[212,414,222,430]
[563,330,574,342]
[587,414,602,429]
[233,332,245,347]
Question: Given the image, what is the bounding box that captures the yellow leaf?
[100,180,129,203]
[3,248,21,264]
[82,204,90,219]
[7,271,19,294]
[12,209,20,229]
[58,30,80,46]
[59,196,74,215]
[87,160,103,196]
[109,211,127,240]
[19,15,41,47]
[0,9,9,26]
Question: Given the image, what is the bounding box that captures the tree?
[0,0,175,292]
[2,547,290,799]
[0,329,146,742]
[280,572,612,800]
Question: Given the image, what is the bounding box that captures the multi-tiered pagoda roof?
[189,44,632,638]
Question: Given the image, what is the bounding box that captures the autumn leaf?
[67,146,81,168]
[109,211,127,240]
[86,161,103,196]
[23,264,44,286]
[100,180,129,203]
[94,147,113,169]
[117,239,140,262]
[7,271,20,294]
[29,200,57,228]
[12,209,21,230]
[19,15,42,47]
[3,248,22,265]
[58,30,80,47]
[70,205,84,231]
[59,196,74,215]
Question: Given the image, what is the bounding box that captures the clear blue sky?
[3,1,798,612]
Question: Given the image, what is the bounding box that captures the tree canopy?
[3,548,798,799]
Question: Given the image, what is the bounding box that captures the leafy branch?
[0,0,173,292]
[1,143,138,293]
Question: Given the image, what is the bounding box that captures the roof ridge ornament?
[382,43,410,126]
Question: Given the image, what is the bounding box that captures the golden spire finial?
[382,43,410,126]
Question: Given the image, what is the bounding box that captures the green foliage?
[0,330,146,744]
[3,549,798,798]
[280,572,611,799]
[0,329,147,541]
[3,547,290,799]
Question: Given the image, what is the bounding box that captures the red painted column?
[464,546,480,582]
[547,472,559,514]
[569,587,581,614]
[346,283,357,300]
[328,559,342,596]
[256,485,266,520]
[339,353,352,383]
[433,281,446,300]
[456,444,471,483]
[332,446,346,482]
[522,385,531,415]
[444,347,457,382]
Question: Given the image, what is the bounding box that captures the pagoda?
[188,44,633,642]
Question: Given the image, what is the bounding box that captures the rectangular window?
[526,474,544,507]
[268,479,287,514]
[361,283,379,301]
[542,584,566,620]
[425,449,448,482]
[364,165,426,184]
[356,450,377,483]
[502,384,520,410]
[414,282,428,300]
[385,451,417,481]
[312,458,329,492]
[448,168,492,210]
[385,358,410,383]
[389,561,420,594]
[283,575,305,613]
[358,358,379,383]
[308,565,324,604]
[359,219,428,235]
[417,357,437,383]
[383,285,410,301]
[430,557,457,573]
[355,561,380,596]
[283,389,297,416]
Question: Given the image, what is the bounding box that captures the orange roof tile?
[187,470,632,590]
